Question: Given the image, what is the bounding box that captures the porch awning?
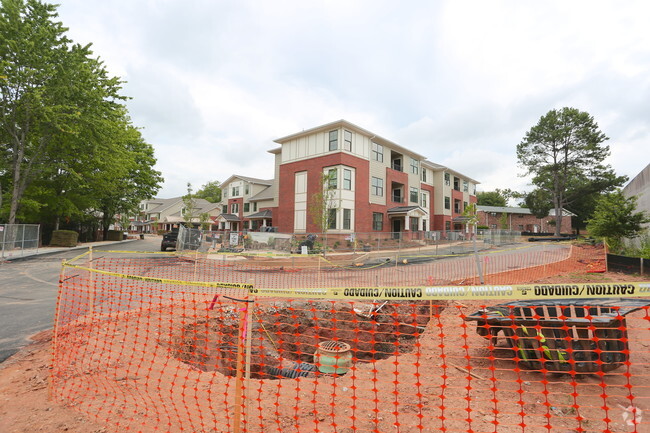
[387,206,428,217]
[452,216,473,224]
[217,213,240,222]
[246,209,272,220]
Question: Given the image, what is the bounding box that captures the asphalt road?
[0,237,162,363]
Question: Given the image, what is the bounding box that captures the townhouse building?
[216,120,479,236]
[135,197,221,232]
[216,175,275,232]
[476,205,575,234]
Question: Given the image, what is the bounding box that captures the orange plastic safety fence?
[51,252,649,432]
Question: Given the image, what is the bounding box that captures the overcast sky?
[54,0,650,199]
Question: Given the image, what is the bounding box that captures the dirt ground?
[1,271,650,433]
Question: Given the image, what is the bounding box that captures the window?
[222,205,227,213]
[343,169,352,190]
[410,187,418,203]
[463,201,468,211]
[444,173,450,186]
[421,168,427,183]
[223,189,228,198]
[231,203,239,213]
[372,212,383,231]
[253,202,258,212]
[327,169,338,189]
[454,177,460,191]
[244,220,249,229]
[245,183,249,195]
[463,180,468,192]
[454,199,461,213]
[329,130,338,151]
[410,158,419,174]
[371,177,383,196]
[445,196,450,210]
[445,221,451,231]
[244,203,250,212]
[231,186,240,196]
[372,142,383,162]
[420,192,427,208]
[328,208,337,230]
[343,208,351,230]
[344,130,352,152]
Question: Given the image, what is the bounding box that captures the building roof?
[144,197,183,214]
[272,119,480,185]
[477,205,576,217]
[221,174,273,187]
[273,119,427,160]
[249,181,276,201]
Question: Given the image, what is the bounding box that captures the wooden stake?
[48,259,67,401]
[233,290,253,433]
[449,362,485,380]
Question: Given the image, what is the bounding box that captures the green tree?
[0,0,127,224]
[195,180,222,203]
[517,107,625,236]
[94,124,162,240]
[586,191,650,252]
[523,188,553,218]
[476,191,507,207]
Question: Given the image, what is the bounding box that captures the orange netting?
[49,243,650,432]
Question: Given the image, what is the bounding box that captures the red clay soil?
[1,271,649,433]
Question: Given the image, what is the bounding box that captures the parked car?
[161,229,178,251]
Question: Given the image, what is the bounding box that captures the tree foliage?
[308,171,337,233]
[587,191,650,251]
[0,0,162,236]
[523,188,553,218]
[517,107,626,236]
[195,180,222,203]
[182,183,198,228]
[476,191,506,207]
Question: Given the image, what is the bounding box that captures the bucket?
[313,341,352,374]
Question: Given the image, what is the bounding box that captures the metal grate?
[318,341,351,353]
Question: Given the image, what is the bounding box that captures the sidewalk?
[1,238,140,262]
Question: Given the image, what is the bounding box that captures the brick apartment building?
[477,205,575,234]
[216,120,479,236]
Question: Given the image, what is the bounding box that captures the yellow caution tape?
[62,263,253,290]
[250,282,650,301]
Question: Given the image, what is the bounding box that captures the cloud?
[54,0,650,197]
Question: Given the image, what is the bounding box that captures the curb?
[2,239,141,262]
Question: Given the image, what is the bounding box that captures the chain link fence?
[0,224,40,259]
[176,226,521,256]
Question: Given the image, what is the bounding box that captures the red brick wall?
[385,167,409,206]
[277,153,370,233]
[477,210,573,233]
